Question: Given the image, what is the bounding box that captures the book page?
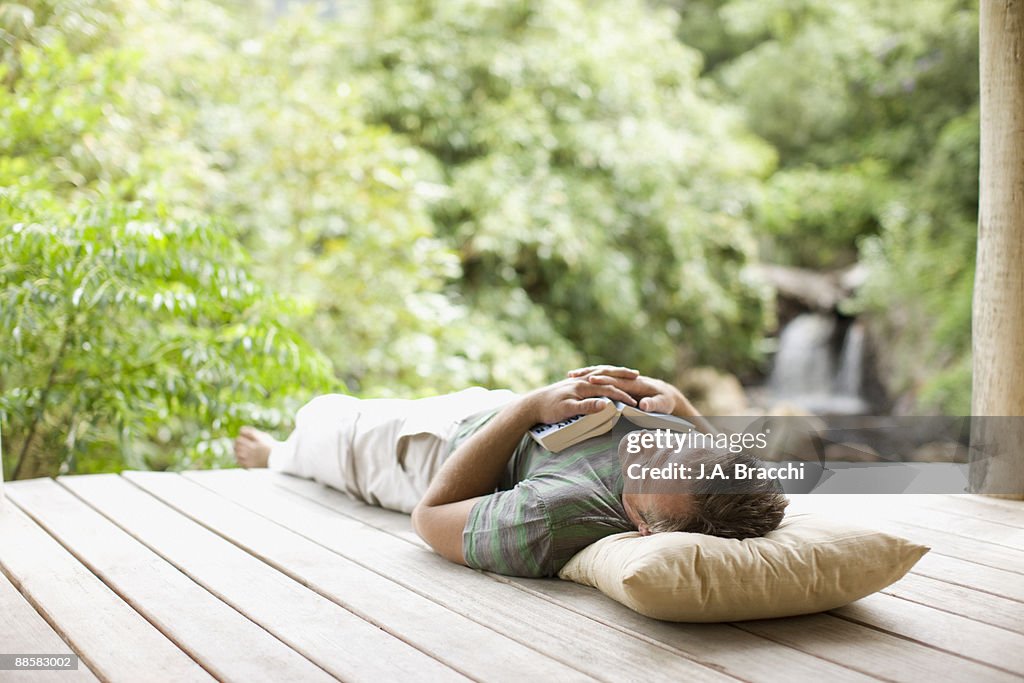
[619,404,695,431]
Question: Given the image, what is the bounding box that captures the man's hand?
[566,365,713,433]
[527,377,638,425]
[567,366,680,413]
[566,365,640,381]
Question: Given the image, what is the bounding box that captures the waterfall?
[768,313,869,415]
[770,313,836,397]
[834,321,865,397]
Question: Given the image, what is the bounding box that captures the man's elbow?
[410,501,469,566]
[410,502,447,555]
[410,502,428,539]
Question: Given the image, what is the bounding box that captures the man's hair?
[647,449,789,539]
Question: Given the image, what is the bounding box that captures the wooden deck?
[0,469,1021,682]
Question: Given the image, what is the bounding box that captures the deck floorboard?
[221,471,878,683]
[882,573,1024,634]
[58,474,464,683]
[6,478,336,683]
[0,499,212,683]
[124,471,591,683]
[178,469,736,683]
[258,470,1021,683]
[0,568,99,683]
[1,470,1022,682]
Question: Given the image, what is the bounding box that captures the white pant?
[269,387,518,513]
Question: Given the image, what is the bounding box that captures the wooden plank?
[886,521,1024,571]
[169,472,871,683]
[241,471,1010,683]
[906,513,1024,552]
[883,573,1024,634]
[505,576,876,683]
[259,471,878,682]
[258,470,429,545]
[737,614,1019,683]
[956,494,1024,515]
[831,593,1024,676]
[317,479,1024,671]
[0,495,212,683]
[505,566,1024,681]
[933,495,1024,529]
[122,471,592,683]
[787,496,1024,574]
[6,478,335,683]
[786,493,1024,544]
[0,569,99,683]
[911,553,1024,603]
[58,473,463,683]
[178,469,738,682]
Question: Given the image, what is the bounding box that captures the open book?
[528,398,695,452]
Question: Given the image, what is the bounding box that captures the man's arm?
[411,378,637,565]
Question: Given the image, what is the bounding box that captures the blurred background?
[0,0,979,478]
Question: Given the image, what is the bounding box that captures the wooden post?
[971,0,1024,498]
[1,424,5,505]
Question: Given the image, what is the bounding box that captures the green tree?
[103,0,779,386]
[1,0,789,479]
[347,0,777,378]
[0,2,334,477]
[0,194,335,479]
[669,0,979,411]
[106,0,580,395]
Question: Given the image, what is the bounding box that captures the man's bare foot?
[234,426,276,468]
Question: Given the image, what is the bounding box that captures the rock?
[765,402,816,417]
[677,367,749,416]
[747,264,847,311]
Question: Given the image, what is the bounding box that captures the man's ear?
[637,521,652,536]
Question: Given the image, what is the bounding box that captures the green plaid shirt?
[452,410,634,578]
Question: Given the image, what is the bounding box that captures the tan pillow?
[559,513,928,622]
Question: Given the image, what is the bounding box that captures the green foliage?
[99,0,777,387]
[1,0,982,481]
[0,194,334,478]
[108,0,592,396]
[673,0,979,412]
[852,107,978,414]
[350,0,776,376]
[755,160,891,267]
[855,204,975,414]
[4,0,779,476]
[0,0,334,477]
[714,0,978,168]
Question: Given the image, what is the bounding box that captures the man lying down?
[234,365,787,578]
